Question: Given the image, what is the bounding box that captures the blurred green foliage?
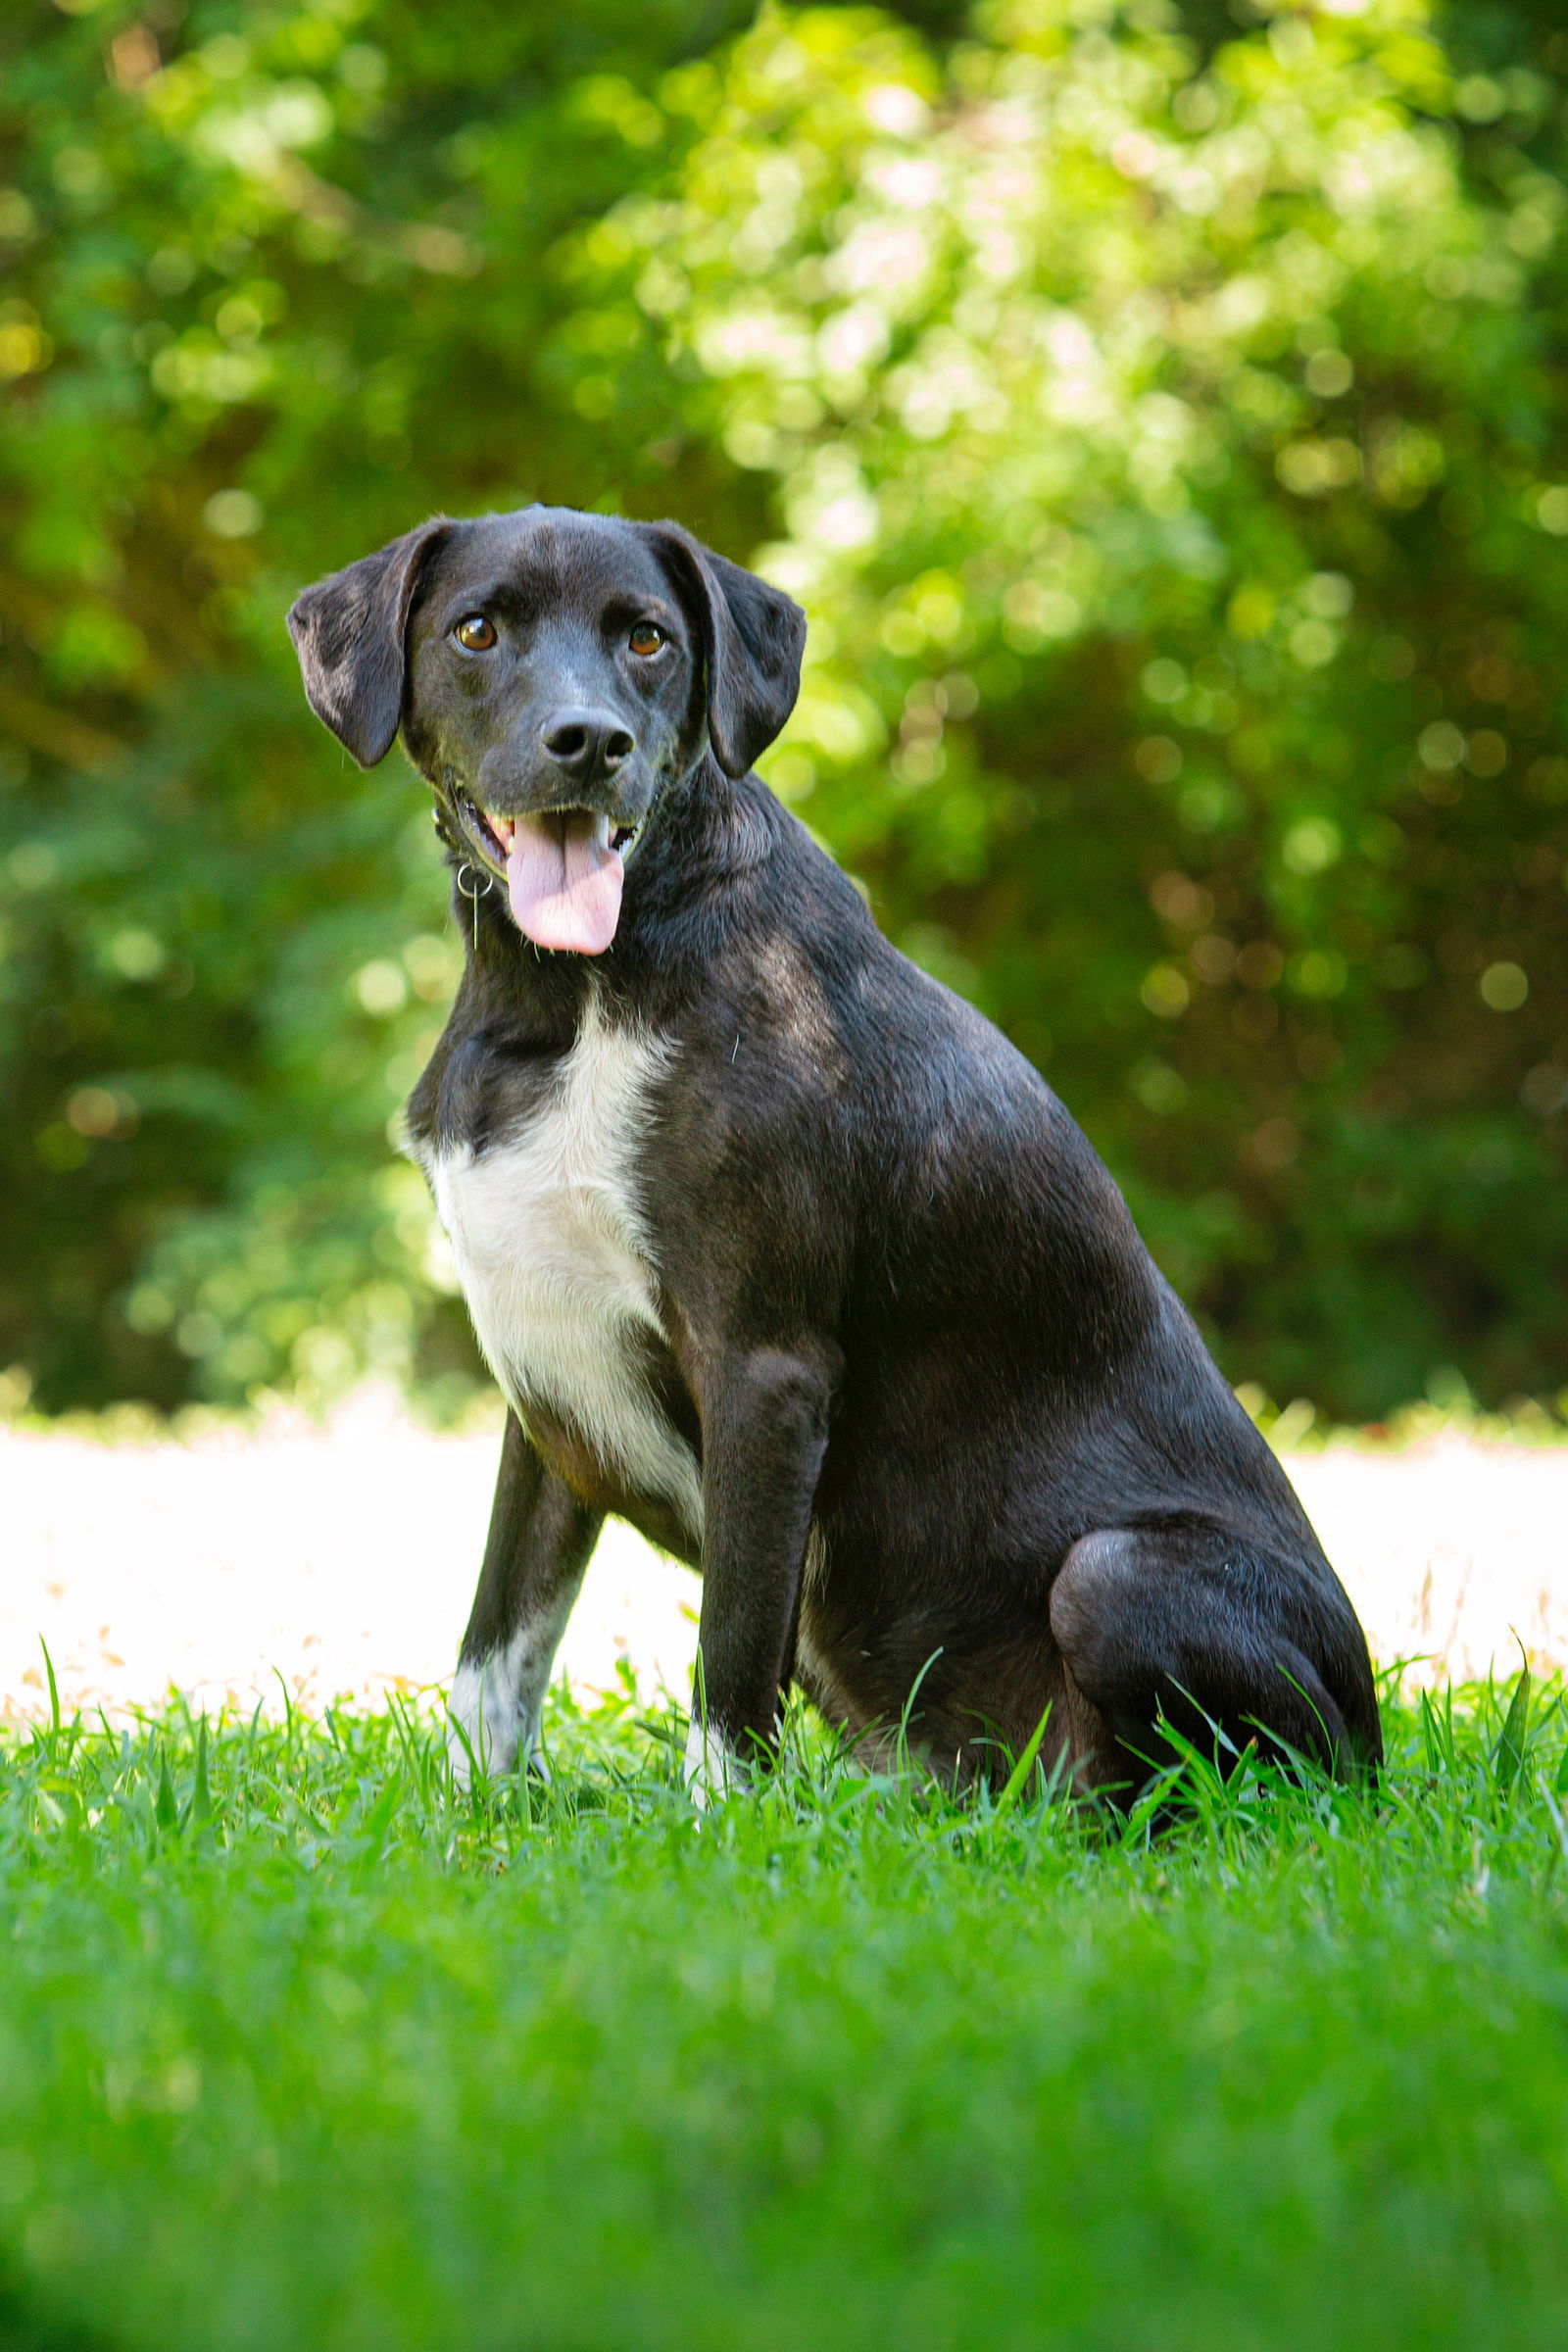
[3,0,1568,1421]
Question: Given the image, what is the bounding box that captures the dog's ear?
[286,517,451,767]
[650,525,806,778]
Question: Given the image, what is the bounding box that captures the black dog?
[288,506,1382,1798]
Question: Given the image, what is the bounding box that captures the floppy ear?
[286,517,450,767]
[650,524,807,778]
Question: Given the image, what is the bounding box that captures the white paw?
[447,1656,543,1788]
[447,1728,549,1790]
[683,1718,748,1808]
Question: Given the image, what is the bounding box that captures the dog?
[288,505,1383,1799]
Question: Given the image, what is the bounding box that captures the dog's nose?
[539,707,635,786]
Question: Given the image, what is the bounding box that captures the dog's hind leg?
[1048,1524,1382,1801]
[448,1411,602,1787]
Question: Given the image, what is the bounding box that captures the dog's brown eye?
[455,615,497,652]
[628,621,665,658]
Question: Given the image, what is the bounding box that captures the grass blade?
[39,1636,62,1750]
[1494,1655,1532,1805]
[994,1704,1054,1817]
[192,1717,213,1831]
[359,1774,404,1856]
[155,1746,180,1836]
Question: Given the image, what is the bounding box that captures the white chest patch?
[427,998,703,1542]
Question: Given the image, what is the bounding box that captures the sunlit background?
[5,0,1568,1429]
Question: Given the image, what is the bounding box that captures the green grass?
[4,1673,1568,2352]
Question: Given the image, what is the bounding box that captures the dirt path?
[4,1392,1564,1726]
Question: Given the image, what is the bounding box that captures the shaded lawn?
[2,1676,1567,2352]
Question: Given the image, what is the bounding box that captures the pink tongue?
[505,812,624,955]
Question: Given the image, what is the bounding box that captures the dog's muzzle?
[433,777,642,957]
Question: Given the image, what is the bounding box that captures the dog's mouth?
[453,796,641,956]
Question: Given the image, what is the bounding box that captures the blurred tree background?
[3,0,1568,1423]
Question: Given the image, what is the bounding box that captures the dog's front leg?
[448,1411,602,1788]
[686,1347,835,1801]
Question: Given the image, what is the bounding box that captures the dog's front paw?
[447,1657,545,1789]
[446,1723,549,1791]
[683,1718,749,1808]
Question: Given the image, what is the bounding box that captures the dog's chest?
[424,1009,702,1536]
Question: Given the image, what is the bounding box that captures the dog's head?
[287,506,807,955]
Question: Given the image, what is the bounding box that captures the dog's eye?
[628,621,665,658]
[454,615,497,652]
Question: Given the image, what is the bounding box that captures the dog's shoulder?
[703,788,1088,1165]
[401,945,585,1167]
